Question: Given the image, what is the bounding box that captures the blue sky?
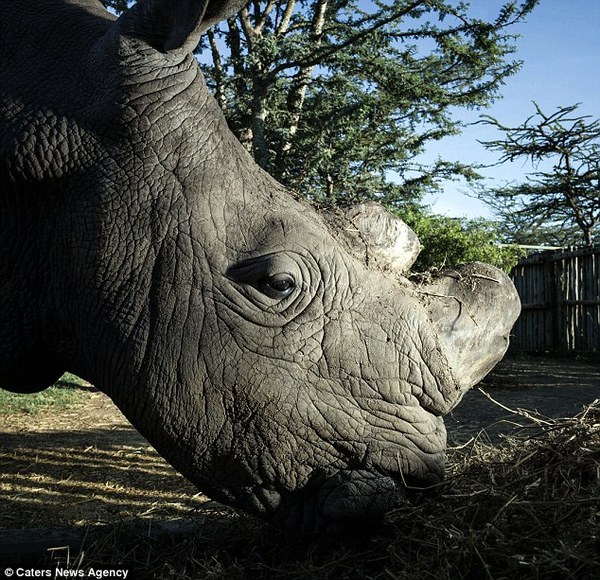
[421,0,600,219]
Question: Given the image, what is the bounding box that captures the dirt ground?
[447,357,600,443]
[0,388,206,529]
[1,357,599,530]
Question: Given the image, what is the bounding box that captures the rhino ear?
[118,0,247,53]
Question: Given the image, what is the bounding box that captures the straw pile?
[385,397,600,579]
[35,399,600,579]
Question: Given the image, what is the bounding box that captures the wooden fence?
[510,246,600,352]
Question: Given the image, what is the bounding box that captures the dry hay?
[25,398,599,579]
[384,395,600,579]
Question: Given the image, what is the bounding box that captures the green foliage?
[0,373,87,416]
[477,103,600,246]
[196,0,538,204]
[396,208,524,272]
[101,0,130,12]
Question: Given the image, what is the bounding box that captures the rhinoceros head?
[0,0,520,533]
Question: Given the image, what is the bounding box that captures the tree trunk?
[276,0,297,36]
[280,0,329,158]
[252,77,270,169]
[207,29,227,112]
[563,153,595,245]
[326,173,335,201]
[236,7,271,168]
[227,17,254,152]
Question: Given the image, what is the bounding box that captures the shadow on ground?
[0,426,206,529]
[447,357,600,443]
[1,356,599,570]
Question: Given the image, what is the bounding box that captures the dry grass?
[384,396,600,579]
[28,398,599,579]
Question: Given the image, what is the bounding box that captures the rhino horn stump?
[342,202,420,273]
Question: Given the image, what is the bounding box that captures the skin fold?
[0,0,521,533]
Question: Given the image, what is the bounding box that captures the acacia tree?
[194,0,538,204]
[478,103,600,246]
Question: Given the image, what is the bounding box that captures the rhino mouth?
[235,466,437,535]
[251,470,399,534]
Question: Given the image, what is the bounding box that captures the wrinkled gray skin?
[0,0,521,533]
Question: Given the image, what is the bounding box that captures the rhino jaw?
[416,262,521,407]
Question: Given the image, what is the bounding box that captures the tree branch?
[255,0,278,35]
[239,6,257,46]
[276,0,297,37]
[271,0,426,76]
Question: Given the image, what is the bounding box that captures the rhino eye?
[226,253,302,304]
[260,274,296,299]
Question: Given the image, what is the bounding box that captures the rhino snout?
[334,202,520,404]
